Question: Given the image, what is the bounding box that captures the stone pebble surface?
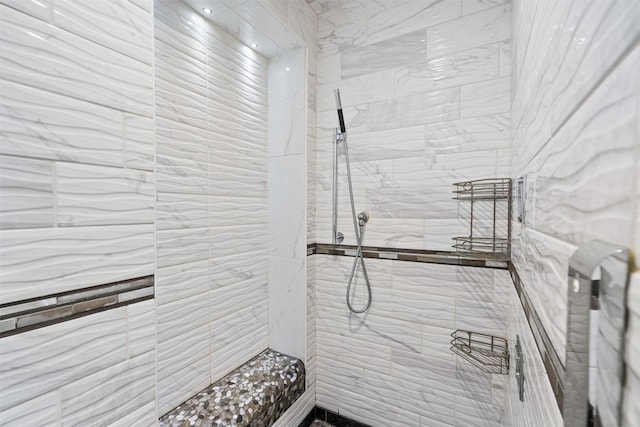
[159,349,305,427]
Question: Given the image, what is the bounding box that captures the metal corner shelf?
[452,178,512,260]
[450,329,509,375]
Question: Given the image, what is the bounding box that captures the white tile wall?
[314,254,510,425]
[510,0,640,424]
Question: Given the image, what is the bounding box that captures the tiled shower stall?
[1,0,639,426]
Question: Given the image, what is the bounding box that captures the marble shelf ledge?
[0,275,154,337]
[307,243,509,269]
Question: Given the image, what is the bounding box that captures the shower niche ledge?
[452,178,512,262]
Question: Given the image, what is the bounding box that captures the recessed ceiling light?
[285,67,291,71]
[202,7,212,14]
[250,43,258,48]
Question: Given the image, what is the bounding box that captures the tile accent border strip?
[307,243,509,269]
[0,275,154,338]
[508,264,564,412]
[299,406,373,427]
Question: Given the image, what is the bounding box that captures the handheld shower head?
[334,89,347,134]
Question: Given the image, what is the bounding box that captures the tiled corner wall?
[0,0,156,425]
[315,0,512,250]
[314,254,510,426]
[312,1,514,425]
[510,0,640,423]
[154,0,271,415]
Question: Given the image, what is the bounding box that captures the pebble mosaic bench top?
[159,349,305,427]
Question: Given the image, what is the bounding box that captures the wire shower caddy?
[452,178,512,260]
[450,330,510,375]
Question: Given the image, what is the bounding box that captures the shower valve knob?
[358,211,370,224]
[335,232,344,243]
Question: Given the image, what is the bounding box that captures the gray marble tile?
[341,30,426,79]
[396,43,500,97]
[367,0,461,45]
[367,87,460,132]
[427,4,511,59]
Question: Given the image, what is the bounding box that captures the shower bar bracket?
[332,128,344,244]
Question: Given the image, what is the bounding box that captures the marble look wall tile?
[318,16,366,57]
[463,0,510,16]
[52,0,153,65]
[373,287,455,329]
[341,30,426,79]
[155,260,209,306]
[155,77,207,130]
[455,395,504,426]
[0,392,58,427]
[396,43,500,98]
[0,225,153,304]
[0,308,127,411]
[210,303,268,381]
[0,0,49,21]
[512,228,576,363]
[269,257,306,360]
[156,292,209,344]
[344,126,426,162]
[60,352,155,426]
[427,4,511,59]
[534,48,639,247]
[268,48,305,157]
[306,0,340,15]
[366,188,458,220]
[0,81,126,167]
[268,154,306,259]
[156,116,207,162]
[208,161,268,198]
[210,224,268,259]
[126,300,155,358]
[549,0,640,134]
[156,155,208,195]
[156,191,208,231]
[209,249,268,289]
[317,70,395,112]
[424,218,470,251]
[390,349,492,404]
[367,0,461,45]
[56,163,153,226]
[124,113,153,171]
[210,277,267,321]
[392,262,495,303]
[158,356,210,417]
[0,155,53,229]
[499,41,512,77]
[455,298,507,337]
[339,388,422,426]
[156,227,209,268]
[392,151,498,188]
[0,5,153,117]
[109,401,156,427]
[154,0,206,63]
[426,113,510,154]
[208,196,267,227]
[317,53,341,85]
[367,87,460,132]
[460,76,511,118]
[157,323,209,381]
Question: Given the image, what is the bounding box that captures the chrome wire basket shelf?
[452,178,512,260]
[450,330,509,375]
[452,178,512,200]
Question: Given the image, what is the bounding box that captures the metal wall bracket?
[563,240,630,427]
[515,335,525,402]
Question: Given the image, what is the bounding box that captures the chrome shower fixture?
[332,89,372,314]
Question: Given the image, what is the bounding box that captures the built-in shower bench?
[159,349,305,427]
